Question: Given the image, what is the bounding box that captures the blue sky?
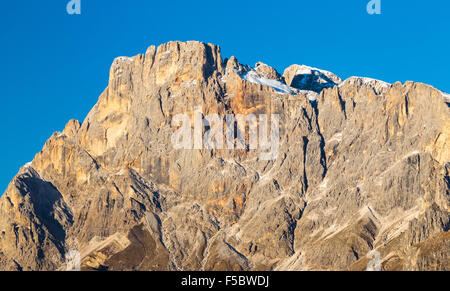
[1,0,449,193]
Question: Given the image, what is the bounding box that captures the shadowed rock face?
[283,64,342,93]
[0,166,73,271]
[0,41,449,271]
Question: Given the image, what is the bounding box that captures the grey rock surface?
[0,41,448,271]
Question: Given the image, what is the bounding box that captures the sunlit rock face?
[0,41,448,271]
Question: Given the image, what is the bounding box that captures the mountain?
[0,41,448,271]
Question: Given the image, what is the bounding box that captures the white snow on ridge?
[238,68,321,101]
[340,76,391,88]
[241,70,294,95]
[296,67,317,76]
[295,65,341,82]
[442,92,450,102]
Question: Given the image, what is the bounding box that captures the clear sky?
[1,0,449,194]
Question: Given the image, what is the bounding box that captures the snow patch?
[442,92,450,102]
[241,70,294,95]
[295,66,338,80]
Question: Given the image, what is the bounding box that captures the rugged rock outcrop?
[0,41,448,271]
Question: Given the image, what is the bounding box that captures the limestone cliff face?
[0,41,448,271]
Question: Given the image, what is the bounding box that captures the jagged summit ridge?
[0,41,449,271]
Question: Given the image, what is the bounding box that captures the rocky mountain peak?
[254,62,284,82]
[0,41,448,271]
[283,64,342,93]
